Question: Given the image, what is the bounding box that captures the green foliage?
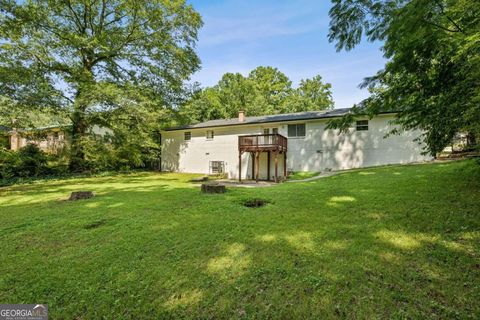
[16,144,48,176]
[0,148,21,180]
[328,0,480,156]
[180,67,334,123]
[248,66,292,114]
[0,132,8,148]
[286,75,334,113]
[0,161,479,318]
[0,0,202,169]
[0,144,51,179]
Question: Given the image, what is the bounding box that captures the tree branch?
[433,0,464,33]
[423,19,462,33]
[64,0,85,34]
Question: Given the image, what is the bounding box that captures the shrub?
[0,144,51,181]
[0,148,21,179]
[17,144,49,177]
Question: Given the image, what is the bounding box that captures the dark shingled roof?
[165,108,361,131]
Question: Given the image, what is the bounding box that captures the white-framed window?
[184,131,191,141]
[263,128,269,135]
[356,120,369,131]
[287,123,306,137]
[206,130,214,140]
[272,128,278,134]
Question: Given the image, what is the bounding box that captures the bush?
[0,148,21,179]
[82,133,161,172]
[17,144,49,177]
[0,144,54,181]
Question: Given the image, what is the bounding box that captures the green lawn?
[287,171,321,180]
[1,161,479,319]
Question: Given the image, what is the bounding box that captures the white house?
[161,108,431,181]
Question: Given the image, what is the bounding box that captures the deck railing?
[238,133,287,152]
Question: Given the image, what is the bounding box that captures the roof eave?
[163,111,397,132]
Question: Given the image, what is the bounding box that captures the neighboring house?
[8,125,69,153]
[6,124,110,153]
[161,108,432,181]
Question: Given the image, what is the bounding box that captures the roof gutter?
[163,111,398,132]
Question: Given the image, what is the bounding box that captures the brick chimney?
[238,110,245,123]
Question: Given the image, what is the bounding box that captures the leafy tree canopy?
[0,0,202,169]
[180,66,334,123]
[328,0,480,156]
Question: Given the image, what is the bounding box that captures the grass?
[287,171,321,180]
[1,160,479,319]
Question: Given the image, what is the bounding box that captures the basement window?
[356,120,369,131]
[288,124,306,137]
[206,130,214,140]
[184,131,191,141]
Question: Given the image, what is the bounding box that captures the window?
[272,128,278,134]
[184,131,191,141]
[206,130,214,140]
[210,161,225,174]
[356,120,369,131]
[263,128,269,135]
[287,124,306,137]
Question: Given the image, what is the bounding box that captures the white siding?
[161,114,432,179]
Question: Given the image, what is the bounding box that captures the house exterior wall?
[161,114,432,179]
[8,125,111,153]
[9,129,67,153]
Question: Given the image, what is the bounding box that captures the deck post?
[267,151,271,181]
[238,151,242,182]
[284,151,287,178]
[255,151,259,183]
[251,152,255,179]
[274,150,278,183]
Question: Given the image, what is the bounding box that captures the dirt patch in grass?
[83,219,107,230]
[241,198,271,208]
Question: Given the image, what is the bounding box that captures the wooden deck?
[238,134,287,152]
[238,134,288,183]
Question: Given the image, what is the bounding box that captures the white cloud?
[188,0,386,108]
[197,0,327,47]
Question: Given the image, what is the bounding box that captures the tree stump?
[191,176,209,182]
[201,183,226,194]
[69,191,95,201]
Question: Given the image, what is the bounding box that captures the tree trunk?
[69,105,88,172]
[467,132,477,148]
[69,68,93,172]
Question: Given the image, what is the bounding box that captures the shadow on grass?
[0,161,479,318]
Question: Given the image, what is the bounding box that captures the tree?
[0,0,202,170]
[247,66,292,114]
[328,0,480,156]
[288,75,334,112]
[216,73,257,116]
[179,87,225,124]
[180,67,334,123]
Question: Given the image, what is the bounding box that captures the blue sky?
[187,0,386,109]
